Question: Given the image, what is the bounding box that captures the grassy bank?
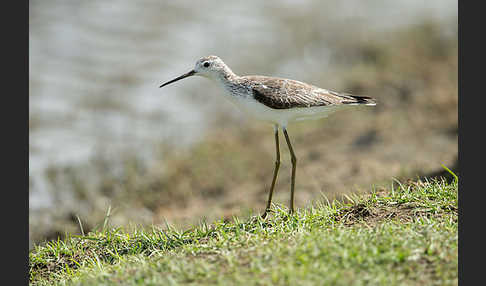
[30,175,457,285]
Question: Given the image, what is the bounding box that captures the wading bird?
[160,55,376,218]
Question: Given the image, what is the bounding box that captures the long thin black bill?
[159,70,196,88]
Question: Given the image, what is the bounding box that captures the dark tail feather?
[343,95,377,106]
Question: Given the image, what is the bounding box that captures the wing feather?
[246,76,375,109]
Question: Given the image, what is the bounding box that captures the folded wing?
[247,76,376,109]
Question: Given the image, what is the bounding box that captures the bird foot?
[261,208,275,219]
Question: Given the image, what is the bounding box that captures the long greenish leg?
[262,125,280,219]
[283,128,297,215]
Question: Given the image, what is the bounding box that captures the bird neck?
[215,65,238,85]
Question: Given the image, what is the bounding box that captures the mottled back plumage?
[241,76,375,109]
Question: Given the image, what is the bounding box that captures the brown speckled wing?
[247,76,374,110]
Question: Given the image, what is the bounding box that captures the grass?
[30,176,458,285]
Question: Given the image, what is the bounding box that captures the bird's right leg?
[262,125,280,219]
[283,127,297,215]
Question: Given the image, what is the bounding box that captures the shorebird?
[160,55,376,218]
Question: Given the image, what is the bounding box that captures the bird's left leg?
[262,125,280,219]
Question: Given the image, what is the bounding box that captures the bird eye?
[203,62,210,68]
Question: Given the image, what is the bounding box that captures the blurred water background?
[29,0,457,247]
